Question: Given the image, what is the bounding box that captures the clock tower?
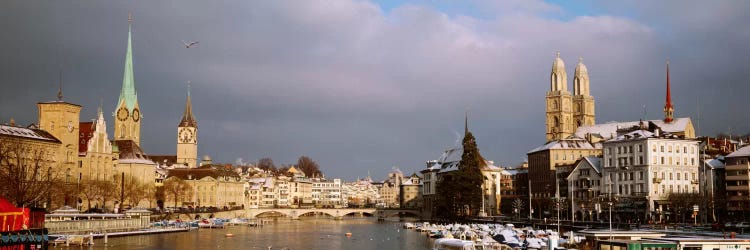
[114,12,142,145]
[176,87,197,168]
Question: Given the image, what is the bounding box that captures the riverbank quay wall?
[46,216,150,234]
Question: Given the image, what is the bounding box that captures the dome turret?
[550,51,568,92]
[574,57,590,96]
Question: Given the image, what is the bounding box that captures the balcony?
[726,185,749,191]
[652,178,663,183]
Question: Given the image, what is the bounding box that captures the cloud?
[0,0,748,180]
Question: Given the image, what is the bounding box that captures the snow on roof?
[0,124,61,143]
[574,118,692,140]
[402,178,421,185]
[583,157,602,173]
[727,145,750,158]
[607,129,656,142]
[704,158,725,169]
[527,136,601,154]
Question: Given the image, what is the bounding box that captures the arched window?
[120,125,126,138]
[554,116,560,128]
[553,100,559,110]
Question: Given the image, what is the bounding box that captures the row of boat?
[404,222,573,250]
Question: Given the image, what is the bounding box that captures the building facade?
[400,173,422,209]
[725,146,750,217]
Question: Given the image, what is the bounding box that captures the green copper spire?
[118,11,138,110]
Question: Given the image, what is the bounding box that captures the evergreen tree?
[457,131,485,216]
[435,130,486,219]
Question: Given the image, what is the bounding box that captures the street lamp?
[608,200,614,239]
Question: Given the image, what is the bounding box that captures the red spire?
[663,60,674,123]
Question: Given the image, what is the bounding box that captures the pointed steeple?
[179,84,197,127]
[663,60,674,123]
[118,11,138,110]
[464,110,469,136]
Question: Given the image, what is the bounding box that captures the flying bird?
[182,40,199,48]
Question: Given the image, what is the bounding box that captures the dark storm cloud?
[1,0,748,180]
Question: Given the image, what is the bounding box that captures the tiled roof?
[0,124,61,143]
[78,122,94,154]
[113,140,154,164]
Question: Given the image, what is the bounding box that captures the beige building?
[37,100,82,178]
[546,53,595,142]
[400,173,422,209]
[79,108,116,182]
[0,122,61,208]
[528,137,602,198]
[166,166,244,209]
[379,168,403,208]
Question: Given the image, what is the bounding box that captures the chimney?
[655,129,660,137]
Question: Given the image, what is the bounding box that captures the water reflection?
[67,218,432,250]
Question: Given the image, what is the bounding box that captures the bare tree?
[94,180,118,212]
[119,174,152,208]
[296,156,322,177]
[257,157,276,172]
[78,179,100,211]
[0,137,62,207]
[163,177,193,208]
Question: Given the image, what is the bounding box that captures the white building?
[311,178,344,208]
[599,123,699,222]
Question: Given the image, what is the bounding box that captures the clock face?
[117,107,129,121]
[179,128,194,143]
[132,108,140,122]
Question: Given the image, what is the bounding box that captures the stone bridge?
[247,208,423,220]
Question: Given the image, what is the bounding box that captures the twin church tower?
[545,52,595,142]
[113,13,198,168]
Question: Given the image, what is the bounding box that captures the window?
[692,158,695,166]
[607,148,611,154]
[629,172,634,180]
[661,172,665,179]
[677,173,680,180]
[668,145,672,152]
[669,173,673,180]
[661,157,665,164]
[638,144,643,152]
[683,146,687,153]
[685,172,688,180]
[661,146,664,152]
[618,147,622,154]
[639,156,644,165]
[608,158,612,167]
[692,173,696,180]
[669,157,673,165]
[652,145,656,152]
[629,146,634,153]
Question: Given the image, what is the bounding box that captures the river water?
[79,218,434,250]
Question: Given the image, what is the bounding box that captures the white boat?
[403,222,415,229]
[433,238,477,250]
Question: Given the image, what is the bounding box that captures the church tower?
[663,60,674,123]
[114,12,142,145]
[176,86,197,168]
[38,73,82,173]
[546,52,574,141]
[572,57,595,129]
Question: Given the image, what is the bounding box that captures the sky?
[1,0,749,181]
